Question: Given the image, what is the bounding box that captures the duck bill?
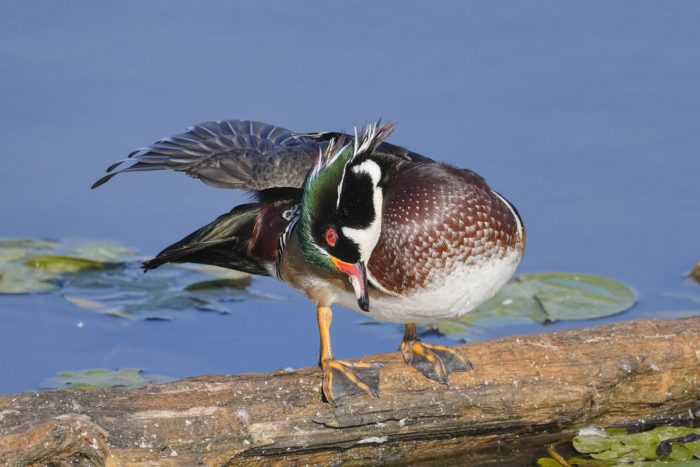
[330,257,370,312]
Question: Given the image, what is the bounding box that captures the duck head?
[298,122,394,311]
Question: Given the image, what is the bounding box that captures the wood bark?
[1,317,699,466]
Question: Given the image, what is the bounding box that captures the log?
[1,317,699,466]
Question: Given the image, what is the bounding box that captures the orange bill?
[330,257,369,311]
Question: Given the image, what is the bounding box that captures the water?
[1,1,700,398]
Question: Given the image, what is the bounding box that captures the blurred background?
[1,1,699,394]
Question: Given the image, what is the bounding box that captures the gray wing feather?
[92,120,326,190]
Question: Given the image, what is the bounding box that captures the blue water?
[1,1,700,394]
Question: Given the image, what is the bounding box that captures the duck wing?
[92,120,431,190]
[92,120,327,190]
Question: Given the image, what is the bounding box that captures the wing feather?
[92,119,431,191]
[92,119,325,190]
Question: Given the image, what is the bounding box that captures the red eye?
[325,228,337,247]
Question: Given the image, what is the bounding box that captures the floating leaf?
[0,248,29,263]
[187,264,250,281]
[0,262,58,294]
[604,427,629,436]
[41,368,175,390]
[0,238,63,293]
[572,426,700,463]
[0,237,268,318]
[0,238,57,249]
[25,255,109,273]
[69,241,137,261]
[432,272,636,340]
[64,294,109,311]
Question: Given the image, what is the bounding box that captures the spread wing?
[92,120,327,190]
[92,119,431,190]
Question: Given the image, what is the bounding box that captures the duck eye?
[325,228,338,247]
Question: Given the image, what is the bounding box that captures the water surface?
[1,1,699,394]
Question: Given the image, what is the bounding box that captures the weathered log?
[1,317,699,466]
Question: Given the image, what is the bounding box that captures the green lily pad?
[541,426,700,466]
[0,237,264,319]
[41,368,175,390]
[0,239,65,293]
[60,261,246,320]
[69,240,137,262]
[25,255,108,273]
[0,248,29,263]
[0,238,57,249]
[0,262,59,294]
[574,426,700,462]
[433,272,636,340]
[185,264,250,280]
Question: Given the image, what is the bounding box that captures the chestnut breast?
[368,163,522,295]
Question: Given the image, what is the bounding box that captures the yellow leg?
[400,322,473,384]
[317,305,382,405]
[317,305,334,362]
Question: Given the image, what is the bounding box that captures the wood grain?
[1,317,698,466]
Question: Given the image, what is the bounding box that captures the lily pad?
[540,426,700,465]
[184,264,251,282]
[0,238,130,294]
[0,262,59,294]
[0,237,262,320]
[25,255,109,273]
[69,240,137,262]
[0,238,57,249]
[574,426,700,462]
[60,261,245,320]
[41,368,175,390]
[0,248,29,263]
[433,272,636,340]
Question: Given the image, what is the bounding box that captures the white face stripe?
[341,159,383,263]
[336,166,347,209]
[351,159,382,186]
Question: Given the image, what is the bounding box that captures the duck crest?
[307,121,395,185]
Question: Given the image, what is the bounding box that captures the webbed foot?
[321,358,382,405]
[400,323,473,383]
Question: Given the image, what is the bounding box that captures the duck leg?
[317,305,382,405]
[399,323,473,384]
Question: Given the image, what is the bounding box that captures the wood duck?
[93,119,525,404]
